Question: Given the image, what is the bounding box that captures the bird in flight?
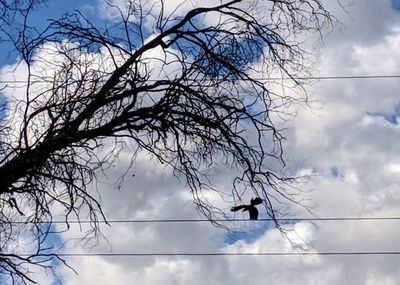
[231,197,263,220]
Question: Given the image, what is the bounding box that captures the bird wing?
[231,205,246,212]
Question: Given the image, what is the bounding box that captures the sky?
[2,0,400,284]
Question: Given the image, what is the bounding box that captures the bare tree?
[0,0,337,283]
[0,0,45,42]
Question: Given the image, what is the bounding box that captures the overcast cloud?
[2,0,400,284]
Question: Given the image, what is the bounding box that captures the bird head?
[250,197,263,205]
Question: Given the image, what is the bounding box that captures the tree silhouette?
[0,0,337,283]
[0,0,45,41]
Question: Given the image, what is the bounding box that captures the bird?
[231,197,263,220]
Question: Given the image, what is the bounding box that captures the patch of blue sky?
[0,96,7,121]
[367,103,400,126]
[40,225,65,285]
[42,225,64,251]
[223,220,273,245]
[330,166,344,179]
[0,225,65,285]
[0,0,99,118]
[0,0,99,66]
[391,0,400,11]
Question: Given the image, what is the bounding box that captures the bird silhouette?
[231,197,263,220]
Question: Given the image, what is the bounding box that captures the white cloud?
[96,0,216,30]
[3,0,400,284]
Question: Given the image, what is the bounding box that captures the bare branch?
[0,0,338,283]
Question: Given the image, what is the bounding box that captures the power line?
[256,75,400,81]
[8,217,400,224]
[12,251,400,257]
[1,74,400,85]
[99,217,400,223]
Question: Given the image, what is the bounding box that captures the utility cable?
[7,217,400,224]
[8,251,400,257]
[1,74,400,85]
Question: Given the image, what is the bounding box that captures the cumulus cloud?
[2,0,400,284]
[56,11,400,280]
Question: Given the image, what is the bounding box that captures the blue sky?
[0,0,98,66]
[392,0,400,10]
[2,0,400,284]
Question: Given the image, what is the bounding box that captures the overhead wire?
[58,251,400,257]
[0,74,400,85]
[6,216,400,224]
[9,251,400,257]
